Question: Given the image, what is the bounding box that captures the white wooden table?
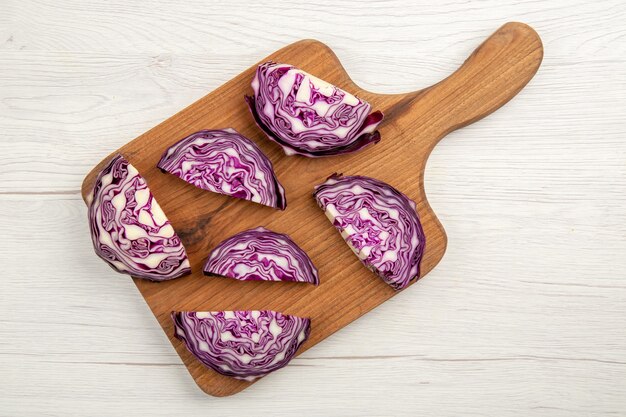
[2,1,625,415]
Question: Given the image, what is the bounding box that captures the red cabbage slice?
[314,174,425,290]
[246,62,384,158]
[172,310,310,381]
[157,129,286,210]
[203,227,319,285]
[87,154,191,281]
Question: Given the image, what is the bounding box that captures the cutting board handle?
[401,22,543,147]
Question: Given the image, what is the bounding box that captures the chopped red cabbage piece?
[314,174,425,290]
[158,128,286,209]
[204,227,319,285]
[246,62,383,157]
[87,154,191,281]
[172,310,310,381]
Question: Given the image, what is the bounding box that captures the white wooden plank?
[1,192,624,415]
[1,44,625,193]
[0,53,624,193]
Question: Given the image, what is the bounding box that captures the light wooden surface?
[1,0,625,414]
[80,23,542,396]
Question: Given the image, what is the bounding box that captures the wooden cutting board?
[81,22,543,397]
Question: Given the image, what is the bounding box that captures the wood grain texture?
[2,0,626,414]
[79,22,542,396]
